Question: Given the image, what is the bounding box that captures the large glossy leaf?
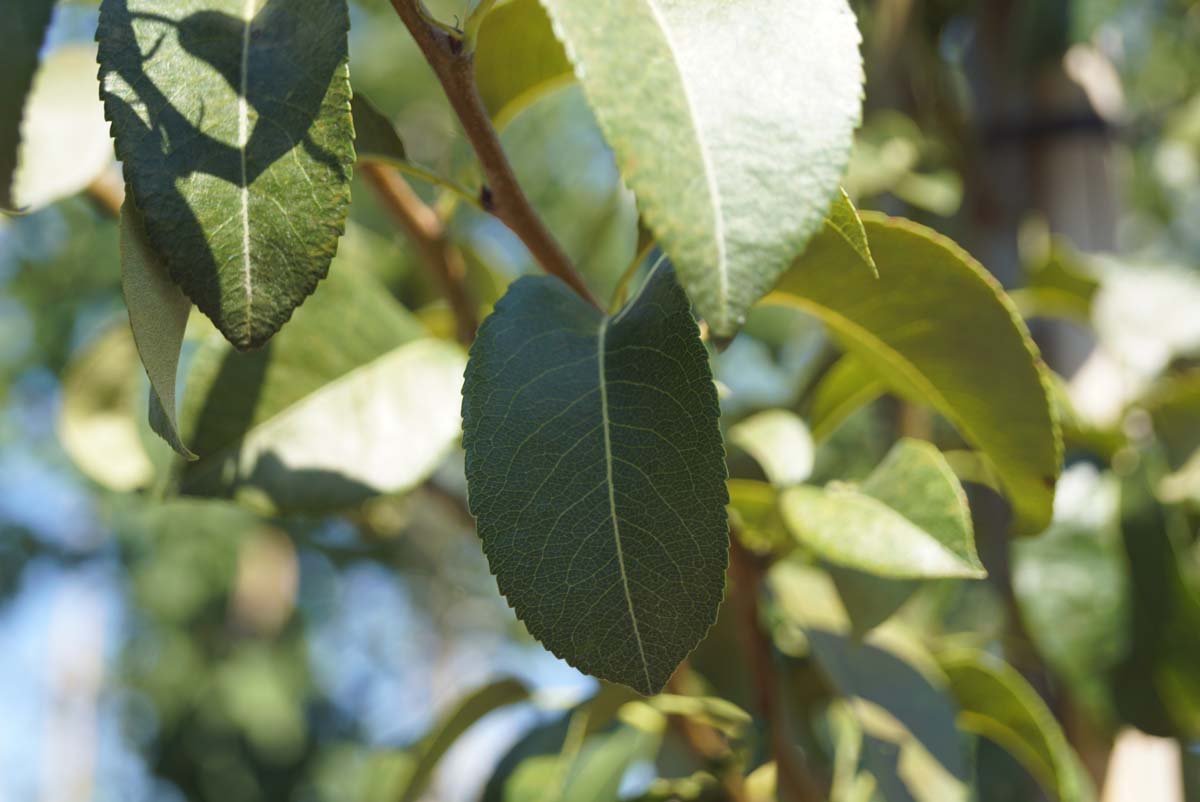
[539,0,863,336]
[936,647,1096,802]
[475,0,573,129]
[0,0,57,211]
[178,258,464,513]
[120,202,196,460]
[765,214,1060,533]
[781,439,984,579]
[97,0,355,350]
[462,264,728,694]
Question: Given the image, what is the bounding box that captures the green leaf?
[728,409,814,487]
[765,214,1060,534]
[539,0,863,336]
[178,256,464,513]
[120,201,197,461]
[780,439,984,579]
[0,0,57,211]
[351,92,406,163]
[808,355,886,442]
[97,0,356,350]
[6,44,114,212]
[646,694,751,738]
[936,647,1096,802]
[827,566,919,637]
[398,679,529,802]
[462,263,728,694]
[825,189,877,278]
[727,478,789,555]
[475,0,573,129]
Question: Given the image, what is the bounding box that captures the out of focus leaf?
[352,92,407,163]
[781,439,984,579]
[936,646,1096,802]
[808,355,886,442]
[766,214,1061,534]
[828,566,919,637]
[475,0,572,129]
[540,0,863,336]
[120,202,196,460]
[727,479,789,555]
[729,409,815,487]
[1137,371,1200,501]
[178,259,464,513]
[646,694,751,738]
[1092,261,1200,378]
[0,0,57,211]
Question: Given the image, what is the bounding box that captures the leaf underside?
[462,264,729,694]
[98,0,355,350]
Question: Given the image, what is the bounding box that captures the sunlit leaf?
[0,0,57,211]
[766,214,1060,534]
[475,0,573,129]
[808,355,885,442]
[825,188,877,277]
[98,0,356,349]
[728,409,814,487]
[540,0,863,336]
[462,263,728,694]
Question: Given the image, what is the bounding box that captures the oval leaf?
[766,214,1060,533]
[539,0,863,336]
[728,409,814,487]
[780,439,983,579]
[462,263,729,694]
[98,0,355,350]
[0,0,57,211]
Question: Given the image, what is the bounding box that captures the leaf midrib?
[237,0,254,336]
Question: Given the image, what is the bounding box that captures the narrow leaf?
[780,439,983,579]
[540,0,863,336]
[0,0,57,211]
[825,188,877,277]
[120,201,197,460]
[766,214,1060,533]
[98,0,356,350]
[462,263,729,695]
[475,0,573,129]
[728,409,814,487]
[351,92,406,163]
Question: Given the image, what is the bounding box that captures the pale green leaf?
[98,0,356,349]
[475,0,572,129]
[646,694,751,738]
[728,409,814,487]
[808,355,886,442]
[825,188,877,277]
[780,439,983,579]
[120,201,197,460]
[539,0,863,336]
[726,478,789,555]
[462,263,728,694]
[765,214,1060,534]
[936,647,1096,802]
[178,259,463,513]
[0,0,57,211]
[351,92,406,163]
[8,44,113,212]
[503,720,661,802]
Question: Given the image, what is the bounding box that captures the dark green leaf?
[351,92,406,163]
[475,0,572,129]
[98,0,356,349]
[766,214,1061,534]
[0,0,57,211]
[462,264,728,694]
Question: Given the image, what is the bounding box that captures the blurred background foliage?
[4,0,1200,800]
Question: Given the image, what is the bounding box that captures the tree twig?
[386,0,600,309]
[361,162,479,344]
[728,534,824,802]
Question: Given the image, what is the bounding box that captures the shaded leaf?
[462,264,728,694]
[98,0,356,349]
[476,0,572,129]
[121,201,196,460]
[178,258,463,513]
[766,214,1060,533]
[728,409,814,487]
[808,355,885,442]
[0,0,57,211]
[936,647,1096,802]
[540,0,863,336]
[351,92,406,163]
[781,439,983,579]
[828,566,919,637]
[727,478,789,555]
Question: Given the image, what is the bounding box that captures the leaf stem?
[361,162,479,345]
[387,0,601,309]
[728,534,824,802]
[363,154,486,213]
[608,237,658,314]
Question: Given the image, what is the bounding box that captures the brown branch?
[728,535,824,802]
[361,162,479,344]
[87,171,125,218]
[385,0,600,309]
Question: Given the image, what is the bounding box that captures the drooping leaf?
[765,214,1060,534]
[397,679,529,802]
[780,439,984,579]
[351,92,406,163]
[539,0,863,336]
[808,355,885,442]
[0,0,57,211]
[936,647,1096,802]
[120,201,196,460]
[475,0,573,129]
[97,0,356,349]
[462,264,728,694]
[728,409,814,487]
[178,257,464,513]
[6,44,114,212]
